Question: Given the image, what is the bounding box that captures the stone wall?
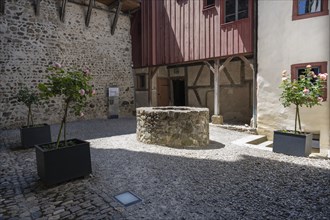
[0,0,134,129]
[137,107,209,147]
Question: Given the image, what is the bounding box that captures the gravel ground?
[1,117,330,219]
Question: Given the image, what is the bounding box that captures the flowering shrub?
[38,62,95,148]
[17,86,40,127]
[280,65,327,133]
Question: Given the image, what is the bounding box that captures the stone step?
[232,135,272,152]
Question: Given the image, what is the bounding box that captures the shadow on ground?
[1,144,328,219]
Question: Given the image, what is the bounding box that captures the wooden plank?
[210,11,214,58]
[60,0,67,22]
[151,0,156,65]
[194,0,200,60]
[164,0,169,64]
[111,0,122,35]
[205,10,209,59]
[200,2,205,60]
[170,0,175,64]
[238,21,244,52]
[175,1,180,62]
[214,1,220,57]
[233,23,238,54]
[85,0,94,27]
[189,1,193,61]
[184,1,189,62]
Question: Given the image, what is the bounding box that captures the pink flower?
[53,62,62,68]
[92,89,96,95]
[306,65,312,68]
[282,70,287,77]
[317,97,323,102]
[319,73,327,81]
[303,88,309,94]
[83,67,90,75]
[79,89,85,96]
[80,112,84,117]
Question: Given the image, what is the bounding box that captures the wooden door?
[157,78,169,106]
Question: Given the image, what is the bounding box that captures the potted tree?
[36,62,96,185]
[273,65,327,157]
[17,86,51,148]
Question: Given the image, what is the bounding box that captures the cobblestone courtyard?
[1,118,330,219]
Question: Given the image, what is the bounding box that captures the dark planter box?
[273,131,312,157]
[20,124,51,148]
[35,139,92,185]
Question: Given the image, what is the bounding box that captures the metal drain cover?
[114,191,142,207]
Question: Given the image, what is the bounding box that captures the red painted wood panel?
[131,0,253,68]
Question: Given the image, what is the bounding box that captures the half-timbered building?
[131,0,257,126]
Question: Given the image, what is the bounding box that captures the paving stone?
[0,118,329,220]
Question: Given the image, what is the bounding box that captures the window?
[298,0,321,14]
[291,62,327,101]
[293,0,329,20]
[204,0,215,9]
[225,0,248,23]
[136,74,147,91]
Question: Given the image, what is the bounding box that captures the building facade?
[131,0,256,125]
[257,0,329,155]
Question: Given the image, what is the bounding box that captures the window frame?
[223,0,249,24]
[203,0,216,10]
[292,0,329,20]
[291,62,328,101]
[135,74,148,91]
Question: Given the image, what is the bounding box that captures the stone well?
[136,106,209,147]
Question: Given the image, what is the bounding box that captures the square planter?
[35,139,92,185]
[20,124,52,148]
[273,130,312,157]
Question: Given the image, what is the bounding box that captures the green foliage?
[279,66,327,133]
[38,63,95,148]
[17,86,40,127]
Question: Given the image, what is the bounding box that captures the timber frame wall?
[131,0,254,68]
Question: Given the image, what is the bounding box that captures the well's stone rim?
[137,106,209,113]
[136,106,209,147]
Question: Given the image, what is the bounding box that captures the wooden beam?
[223,68,235,85]
[60,0,67,22]
[108,0,119,10]
[193,65,204,86]
[218,56,234,73]
[193,89,202,106]
[214,59,220,115]
[85,0,94,27]
[148,67,159,106]
[111,0,122,35]
[35,0,40,16]
[204,61,215,74]
[0,0,5,15]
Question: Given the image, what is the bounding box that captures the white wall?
[257,0,330,154]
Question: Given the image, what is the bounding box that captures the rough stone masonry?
[0,0,134,129]
[137,107,209,147]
